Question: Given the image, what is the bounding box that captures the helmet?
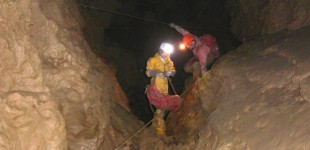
[159,42,174,54]
[182,34,194,47]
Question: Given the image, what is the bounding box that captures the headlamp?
[179,43,186,50]
[161,43,174,54]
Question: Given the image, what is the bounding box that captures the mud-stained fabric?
[146,53,175,95]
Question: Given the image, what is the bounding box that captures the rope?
[79,4,168,25]
[114,79,196,149]
[78,4,230,33]
[114,117,152,150]
[180,81,196,97]
[114,106,169,150]
[149,100,155,113]
[168,77,178,95]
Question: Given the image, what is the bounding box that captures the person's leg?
[192,61,201,80]
[152,109,166,136]
[153,77,168,136]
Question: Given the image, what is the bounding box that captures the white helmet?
[159,42,174,54]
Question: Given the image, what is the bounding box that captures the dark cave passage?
[78,0,240,123]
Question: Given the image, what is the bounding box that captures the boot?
[152,109,166,136]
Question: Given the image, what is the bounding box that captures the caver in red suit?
[169,23,220,79]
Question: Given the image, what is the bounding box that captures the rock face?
[192,27,310,149]
[161,1,310,148]
[226,0,310,41]
[0,0,142,149]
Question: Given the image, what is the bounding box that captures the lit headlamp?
[159,43,174,54]
[179,43,186,50]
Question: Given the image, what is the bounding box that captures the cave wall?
[226,0,310,41]
[156,27,310,150]
[156,1,310,149]
[196,26,310,150]
[0,0,143,149]
[78,0,120,56]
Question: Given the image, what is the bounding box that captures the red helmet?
[182,34,194,47]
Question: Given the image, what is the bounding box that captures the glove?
[165,71,175,77]
[147,69,161,77]
[169,23,176,28]
[148,70,157,77]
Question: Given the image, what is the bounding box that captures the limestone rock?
[196,27,310,149]
[0,0,141,149]
[226,0,310,41]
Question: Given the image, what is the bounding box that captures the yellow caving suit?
[146,53,175,136]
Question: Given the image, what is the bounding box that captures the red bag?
[200,34,220,58]
[146,85,182,111]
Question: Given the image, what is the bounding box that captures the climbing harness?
[78,4,230,34]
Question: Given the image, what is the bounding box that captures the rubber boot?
[152,109,166,136]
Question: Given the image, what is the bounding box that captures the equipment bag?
[145,84,182,111]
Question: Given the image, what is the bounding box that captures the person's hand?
[147,69,161,77]
[165,71,175,77]
[149,70,156,77]
[169,23,176,28]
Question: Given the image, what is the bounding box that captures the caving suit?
[171,24,218,78]
[146,53,175,136]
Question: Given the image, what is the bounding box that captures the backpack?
[200,34,220,57]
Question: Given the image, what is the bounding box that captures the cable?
[168,77,178,95]
[79,4,168,25]
[114,105,169,150]
[78,4,230,33]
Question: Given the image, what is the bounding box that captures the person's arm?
[169,23,190,36]
[145,58,156,77]
[169,60,176,75]
[165,59,176,77]
[197,47,209,73]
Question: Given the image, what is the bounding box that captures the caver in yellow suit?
[145,43,176,136]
